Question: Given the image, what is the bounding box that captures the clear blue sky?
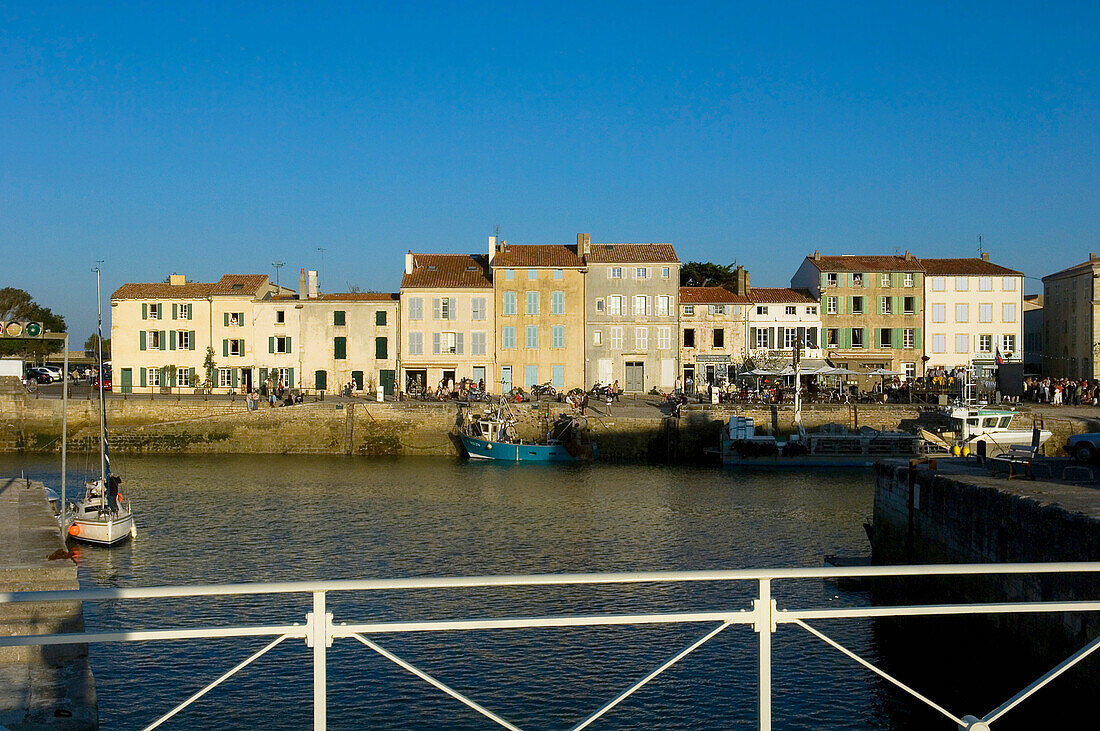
[2,1,1098,340]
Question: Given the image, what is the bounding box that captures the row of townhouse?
[109,238,1024,395]
[792,252,1024,379]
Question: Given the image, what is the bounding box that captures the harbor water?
[0,454,1072,729]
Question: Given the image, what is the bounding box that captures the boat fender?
[67,524,81,536]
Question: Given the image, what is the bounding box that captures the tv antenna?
[977,234,983,257]
[271,260,285,288]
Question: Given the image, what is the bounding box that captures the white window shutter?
[456,332,464,354]
[432,332,441,354]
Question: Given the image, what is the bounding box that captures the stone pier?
[0,477,97,729]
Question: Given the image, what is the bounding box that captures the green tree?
[679,261,738,288]
[0,288,66,360]
[84,333,111,359]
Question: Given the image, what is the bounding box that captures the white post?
[755,578,774,731]
[309,591,329,730]
[61,333,68,513]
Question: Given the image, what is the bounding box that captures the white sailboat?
[62,266,136,545]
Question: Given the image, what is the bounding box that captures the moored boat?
[459,400,597,462]
[916,405,1051,457]
[718,416,922,467]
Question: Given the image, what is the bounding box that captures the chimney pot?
[405,251,414,275]
[488,236,496,264]
[1091,252,1098,261]
[578,233,591,256]
[298,268,307,298]
[981,252,990,262]
[168,274,186,286]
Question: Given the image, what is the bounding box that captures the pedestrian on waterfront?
[612,380,621,402]
[674,377,682,398]
[580,391,589,416]
[685,375,694,395]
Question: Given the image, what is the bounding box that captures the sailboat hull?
[68,510,135,546]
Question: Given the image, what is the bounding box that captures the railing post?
[754,578,776,731]
[306,591,332,730]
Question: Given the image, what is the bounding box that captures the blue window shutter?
[139,331,146,351]
[189,331,196,350]
[142,303,147,320]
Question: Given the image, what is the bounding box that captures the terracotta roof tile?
[491,244,585,268]
[679,286,751,304]
[401,254,493,289]
[749,287,819,304]
[585,243,680,264]
[111,274,270,300]
[1043,256,1100,280]
[918,258,1022,276]
[318,292,400,302]
[804,255,924,272]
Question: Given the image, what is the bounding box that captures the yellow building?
[110,274,283,393]
[254,268,399,396]
[399,252,495,394]
[490,239,586,393]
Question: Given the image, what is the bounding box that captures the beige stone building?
[399,252,495,394]
[791,253,925,378]
[921,256,1023,374]
[1041,253,1100,378]
[491,238,585,393]
[110,274,284,393]
[678,286,750,389]
[254,269,399,396]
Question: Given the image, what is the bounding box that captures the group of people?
[1023,376,1100,406]
[246,376,301,411]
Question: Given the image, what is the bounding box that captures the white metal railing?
[2,563,1099,731]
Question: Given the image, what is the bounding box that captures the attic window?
[232,283,244,289]
[427,266,437,271]
[466,265,478,271]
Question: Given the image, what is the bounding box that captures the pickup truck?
[1065,433,1100,463]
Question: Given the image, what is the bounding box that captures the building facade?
[1023,294,1043,374]
[491,238,585,393]
[582,235,680,392]
[746,288,823,367]
[254,269,399,396]
[678,286,750,389]
[921,256,1024,373]
[1041,254,1100,379]
[110,274,283,394]
[791,253,925,379]
[399,252,495,394]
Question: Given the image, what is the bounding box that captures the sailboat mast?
[95,267,107,483]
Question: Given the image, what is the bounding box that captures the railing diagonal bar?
[570,621,732,731]
[984,632,1100,724]
[790,619,966,727]
[141,633,290,731]
[350,633,524,731]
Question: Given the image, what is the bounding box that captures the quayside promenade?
[2,385,1095,462]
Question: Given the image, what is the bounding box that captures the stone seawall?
[1,392,1092,462]
[872,460,1100,688]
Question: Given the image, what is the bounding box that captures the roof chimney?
[981,252,990,262]
[488,236,496,264]
[298,268,307,298]
[813,250,820,261]
[405,251,414,274]
[1091,252,1098,262]
[577,233,591,256]
[168,274,186,286]
[904,250,912,261]
[307,270,319,299]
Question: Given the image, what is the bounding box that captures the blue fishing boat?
[459,401,597,462]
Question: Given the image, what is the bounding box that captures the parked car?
[26,367,55,384]
[91,374,112,392]
[1066,433,1100,463]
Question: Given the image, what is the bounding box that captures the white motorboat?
[928,405,1051,457]
[62,266,137,546]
